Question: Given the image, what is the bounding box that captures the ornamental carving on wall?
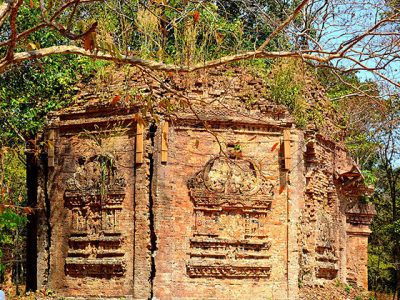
[188,156,274,211]
[63,152,127,278]
[186,156,275,279]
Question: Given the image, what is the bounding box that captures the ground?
[0,281,384,299]
[299,281,374,300]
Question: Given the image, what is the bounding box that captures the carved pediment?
[64,154,126,208]
[188,156,274,211]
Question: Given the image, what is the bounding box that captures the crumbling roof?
[56,64,345,139]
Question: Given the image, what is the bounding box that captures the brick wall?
[152,121,291,299]
[34,67,374,299]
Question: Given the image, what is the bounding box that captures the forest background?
[0,0,399,298]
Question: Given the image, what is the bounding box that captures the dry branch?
[0,0,399,90]
[0,45,339,73]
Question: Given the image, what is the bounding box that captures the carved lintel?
[190,236,271,251]
[186,263,271,278]
[190,192,272,211]
[68,235,123,246]
[67,249,125,258]
[65,258,125,278]
[64,191,125,208]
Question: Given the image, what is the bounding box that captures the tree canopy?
[0,0,399,297]
[0,0,399,88]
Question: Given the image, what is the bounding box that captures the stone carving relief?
[315,211,338,280]
[187,156,274,278]
[346,202,376,226]
[64,153,127,278]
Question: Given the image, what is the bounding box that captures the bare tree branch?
[6,0,23,60]
[258,0,310,51]
[0,0,14,28]
[0,44,342,73]
[0,0,399,91]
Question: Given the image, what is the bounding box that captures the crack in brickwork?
[42,153,52,285]
[148,123,158,299]
[26,151,38,291]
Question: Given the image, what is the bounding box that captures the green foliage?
[133,1,248,64]
[0,147,27,279]
[0,147,26,203]
[346,133,380,169]
[85,0,293,65]
[0,209,27,244]
[270,62,303,110]
[264,59,347,130]
[368,164,400,293]
[1,0,110,144]
[0,56,106,143]
[268,60,312,128]
[0,4,106,283]
[362,170,378,186]
[368,247,396,293]
[0,208,27,277]
[317,69,360,101]
[2,0,295,66]
[344,284,352,294]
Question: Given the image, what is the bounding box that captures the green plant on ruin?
[233,143,241,152]
[335,279,343,287]
[172,3,245,65]
[135,5,164,60]
[267,59,308,128]
[266,59,342,131]
[79,122,130,197]
[133,1,246,66]
[298,278,303,289]
[344,284,352,294]
[244,95,258,109]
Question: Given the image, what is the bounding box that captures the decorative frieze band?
[187,264,271,278]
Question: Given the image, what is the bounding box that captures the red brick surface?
[35,67,374,299]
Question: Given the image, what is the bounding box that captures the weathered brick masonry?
[33,67,375,299]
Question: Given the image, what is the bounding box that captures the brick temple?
[31,66,375,299]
